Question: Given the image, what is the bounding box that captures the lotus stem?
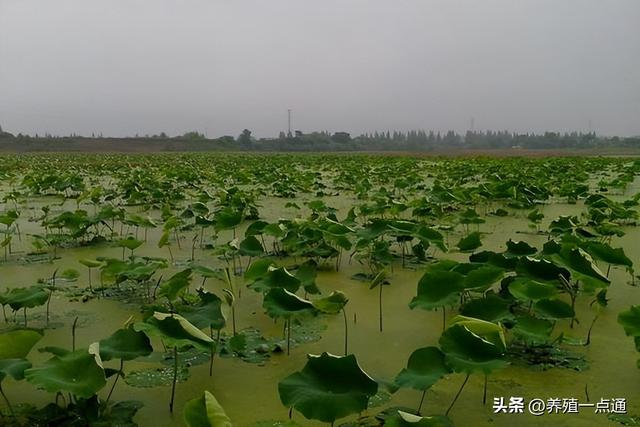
[23,307,27,327]
[0,383,14,417]
[342,307,348,356]
[287,319,291,355]
[417,389,426,414]
[209,329,221,377]
[105,359,124,405]
[445,373,470,416]
[169,346,178,413]
[46,268,58,327]
[482,374,488,405]
[379,283,383,332]
[584,313,599,346]
[71,316,78,351]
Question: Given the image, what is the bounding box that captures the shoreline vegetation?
[1,128,639,154]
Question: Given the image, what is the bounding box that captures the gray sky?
[1,0,638,138]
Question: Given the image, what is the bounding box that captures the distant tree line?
[0,125,639,151]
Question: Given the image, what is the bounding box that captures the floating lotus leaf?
[0,329,43,359]
[98,325,153,361]
[263,288,317,319]
[134,312,214,351]
[409,270,465,310]
[25,348,107,398]
[278,352,378,424]
[183,390,232,427]
[313,291,348,314]
[395,346,451,391]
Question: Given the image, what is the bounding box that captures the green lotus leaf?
[469,251,517,269]
[586,242,632,267]
[618,306,640,337]
[456,232,482,252]
[0,329,43,359]
[245,220,269,237]
[4,286,49,310]
[439,323,506,374]
[158,268,193,301]
[409,270,465,311]
[508,278,558,302]
[239,235,264,257]
[184,390,232,427]
[516,256,570,281]
[181,290,226,331]
[244,258,274,281]
[25,348,107,398]
[460,293,511,322]
[512,315,553,343]
[294,260,321,295]
[533,299,574,319]
[214,208,243,231]
[556,246,609,283]
[118,236,144,251]
[278,352,378,424]
[79,258,103,268]
[395,347,451,391]
[462,265,504,291]
[134,312,214,351]
[505,240,537,256]
[249,266,301,293]
[98,325,153,361]
[191,264,224,280]
[0,358,32,382]
[448,315,506,351]
[263,288,317,319]
[313,291,348,314]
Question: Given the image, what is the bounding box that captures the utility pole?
[470,117,475,132]
[287,109,292,136]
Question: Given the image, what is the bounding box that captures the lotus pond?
[1,153,640,427]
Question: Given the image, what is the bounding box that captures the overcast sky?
[0,1,638,138]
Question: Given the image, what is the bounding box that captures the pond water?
[1,157,639,427]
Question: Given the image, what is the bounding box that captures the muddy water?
[1,174,639,427]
